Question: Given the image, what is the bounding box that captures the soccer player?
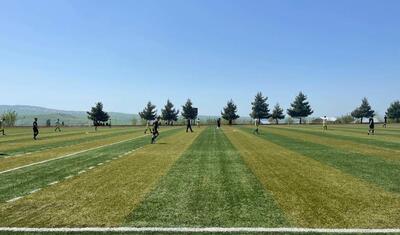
[151,117,160,144]
[186,118,193,133]
[0,118,5,136]
[253,119,260,135]
[383,115,387,128]
[322,116,328,131]
[217,118,221,129]
[196,118,200,128]
[368,116,375,135]
[54,119,61,132]
[144,120,152,134]
[33,118,39,140]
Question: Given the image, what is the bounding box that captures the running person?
[151,117,160,144]
[368,116,375,135]
[383,115,387,128]
[54,119,61,132]
[322,116,328,131]
[33,118,39,140]
[0,118,5,136]
[186,118,193,133]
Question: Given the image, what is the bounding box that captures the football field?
[0,124,400,234]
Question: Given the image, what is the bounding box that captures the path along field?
[0,124,400,234]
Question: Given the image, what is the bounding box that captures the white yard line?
[47,181,59,186]
[0,135,146,175]
[0,227,399,233]
[64,175,73,179]
[6,196,23,203]
[29,188,41,194]
[78,170,86,174]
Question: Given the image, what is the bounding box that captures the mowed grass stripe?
[0,126,112,145]
[0,127,141,156]
[267,126,400,162]
[225,127,400,228]
[0,128,197,227]
[251,127,400,193]
[125,127,288,227]
[0,130,148,172]
[0,128,181,203]
[275,126,400,151]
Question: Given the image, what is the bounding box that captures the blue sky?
[1,0,399,117]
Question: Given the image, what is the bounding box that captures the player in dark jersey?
[0,117,5,136]
[186,118,193,133]
[151,117,160,144]
[368,116,375,135]
[54,119,61,132]
[217,118,221,129]
[33,118,39,140]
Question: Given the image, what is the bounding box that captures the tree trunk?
[397,118,399,123]
[360,117,363,124]
[275,119,279,125]
[299,118,302,124]
[229,120,232,125]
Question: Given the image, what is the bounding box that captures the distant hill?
[0,105,137,126]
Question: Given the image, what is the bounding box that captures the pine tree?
[139,101,157,121]
[287,92,313,124]
[161,99,179,125]
[386,100,400,123]
[250,92,270,123]
[352,98,374,123]
[181,99,198,120]
[271,103,285,124]
[221,99,240,125]
[87,102,110,131]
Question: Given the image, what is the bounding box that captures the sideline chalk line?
[0,134,147,175]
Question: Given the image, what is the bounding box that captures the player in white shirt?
[322,116,328,131]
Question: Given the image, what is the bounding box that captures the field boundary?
[0,227,399,234]
[0,134,147,175]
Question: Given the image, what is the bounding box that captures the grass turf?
[125,127,288,227]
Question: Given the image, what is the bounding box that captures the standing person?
[33,118,39,140]
[322,116,328,131]
[54,119,61,132]
[186,118,193,133]
[0,118,5,136]
[368,116,375,135]
[109,119,112,128]
[383,115,387,128]
[196,118,200,128]
[217,118,221,129]
[253,119,260,135]
[151,117,160,144]
[144,120,152,134]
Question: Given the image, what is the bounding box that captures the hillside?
[0,105,136,126]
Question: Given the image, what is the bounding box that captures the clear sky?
[1,0,399,117]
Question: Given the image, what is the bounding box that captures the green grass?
[241,126,400,193]
[1,124,400,231]
[125,127,288,227]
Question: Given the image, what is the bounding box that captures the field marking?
[29,188,41,194]
[47,181,59,186]
[0,227,399,233]
[64,175,73,179]
[0,134,146,175]
[5,196,23,203]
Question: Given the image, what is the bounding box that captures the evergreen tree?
[351,108,363,123]
[139,101,157,121]
[181,99,198,120]
[161,99,179,125]
[352,98,374,123]
[271,103,285,124]
[386,100,400,123]
[221,99,240,125]
[87,102,110,130]
[250,92,270,123]
[287,92,313,124]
